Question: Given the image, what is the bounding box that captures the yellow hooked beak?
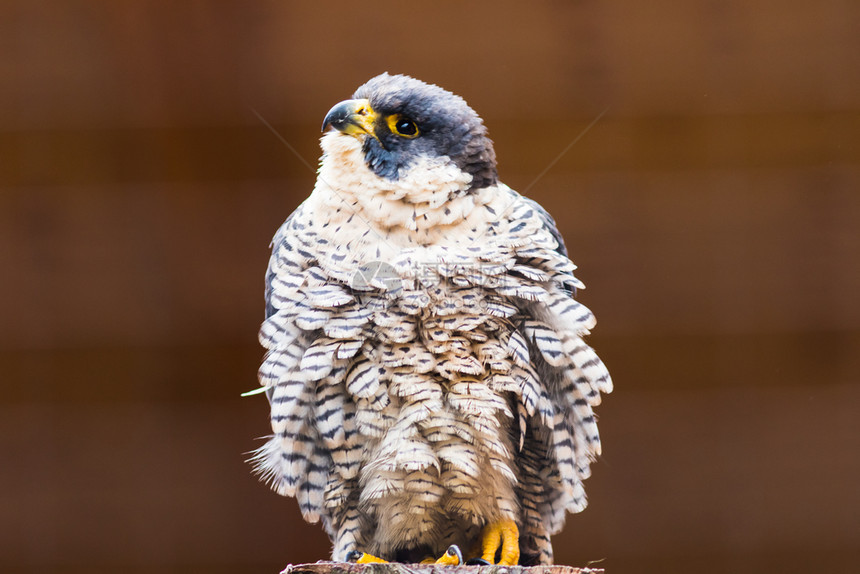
[321,98,378,138]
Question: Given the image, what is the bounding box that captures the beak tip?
[321,98,375,137]
[322,100,351,134]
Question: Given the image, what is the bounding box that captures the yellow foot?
[479,519,520,565]
[348,545,462,565]
[419,545,463,566]
[346,551,387,564]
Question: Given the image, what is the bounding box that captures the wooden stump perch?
[282,563,603,574]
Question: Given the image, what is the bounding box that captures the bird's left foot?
[479,519,520,565]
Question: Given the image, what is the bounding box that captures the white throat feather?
[314,132,481,233]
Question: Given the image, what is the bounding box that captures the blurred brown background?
[1,2,858,573]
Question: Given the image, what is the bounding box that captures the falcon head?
[322,73,498,191]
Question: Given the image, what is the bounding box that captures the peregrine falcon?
[253,73,612,566]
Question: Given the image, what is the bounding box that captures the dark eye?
[396,119,417,135]
[387,114,420,138]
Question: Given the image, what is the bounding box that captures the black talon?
[346,550,363,563]
[466,558,492,566]
[446,544,463,565]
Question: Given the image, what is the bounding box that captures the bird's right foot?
[421,545,463,566]
[346,551,388,563]
[346,545,463,565]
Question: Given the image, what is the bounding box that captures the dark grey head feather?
[352,73,498,190]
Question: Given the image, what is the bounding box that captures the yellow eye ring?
[386,114,420,138]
